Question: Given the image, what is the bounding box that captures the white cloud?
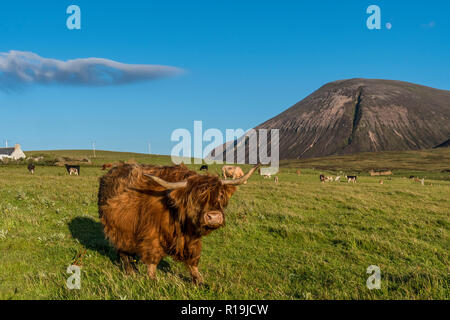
[421,21,436,29]
[0,50,183,91]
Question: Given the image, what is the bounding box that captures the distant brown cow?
[102,163,113,170]
[222,165,245,180]
[98,163,260,284]
[296,170,301,176]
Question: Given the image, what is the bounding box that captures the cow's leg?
[147,263,157,279]
[118,250,137,274]
[141,248,163,280]
[186,263,203,285]
[185,242,203,284]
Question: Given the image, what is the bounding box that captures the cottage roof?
[0,148,15,155]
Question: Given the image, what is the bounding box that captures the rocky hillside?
[212,79,450,160]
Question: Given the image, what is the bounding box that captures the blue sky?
[1,0,449,155]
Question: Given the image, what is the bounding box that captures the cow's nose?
[205,211,223,226]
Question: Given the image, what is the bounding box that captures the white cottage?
[0,144,26,160]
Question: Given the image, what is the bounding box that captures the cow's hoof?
[192,275,204,286]
[193,279,205,286]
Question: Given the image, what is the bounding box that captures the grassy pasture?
[0,149,449,299]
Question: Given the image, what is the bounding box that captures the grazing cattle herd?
[20,161,434,189]
[13,159,436,284]
[22,160,432,189]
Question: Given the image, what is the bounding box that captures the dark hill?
[211,79,450,160]
[433,139,450,148]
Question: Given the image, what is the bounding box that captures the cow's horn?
[144,174,187,189]
[221,164,261,185]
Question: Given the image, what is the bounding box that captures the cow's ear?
[224,185,237,200]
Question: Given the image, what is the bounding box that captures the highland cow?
[98,163,259,284]
[222,165,245,180]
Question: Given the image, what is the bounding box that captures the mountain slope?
[213,79,450,160]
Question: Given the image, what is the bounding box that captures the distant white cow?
[260,167,279,179]
[335,176,341,182]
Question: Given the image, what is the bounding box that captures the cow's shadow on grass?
[68,216,172,273]
[68,217,117,263]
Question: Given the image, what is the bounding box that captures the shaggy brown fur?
[98,163,239,284]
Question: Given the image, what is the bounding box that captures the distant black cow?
[409,175,415,179]
[27,163,35,174]
[200,165,208,171]
[65,164,80,176]
[346,175,357,183]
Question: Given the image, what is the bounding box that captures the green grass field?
[0,149,449,299]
